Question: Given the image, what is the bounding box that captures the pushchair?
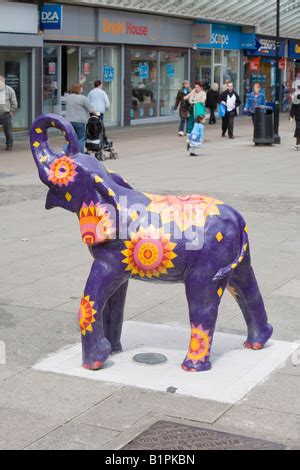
[85,115,118,161]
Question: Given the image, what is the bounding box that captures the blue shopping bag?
[219,103,226,118]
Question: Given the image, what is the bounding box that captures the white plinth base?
[33,321,297,404]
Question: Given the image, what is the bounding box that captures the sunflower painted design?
[121,225,177,278]
[187,324,212,364]
[48,156,78,187]
[78,296,97,336]
[79,202,116,246]
[144,194,224,232]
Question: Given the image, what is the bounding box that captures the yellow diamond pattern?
[65,192,72,202]
[35,128,42,134]
[217,287,223,298]
[95,175,104,183]
[33,141,40,148]
[216,232,223,242]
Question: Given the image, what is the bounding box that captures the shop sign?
[194,23,255,50]
[41,4,63,30]
[138,63,149,80]
[288,40,300,59]
[104,65,115,82]
[247,36,285,57]
[98,9,192,47]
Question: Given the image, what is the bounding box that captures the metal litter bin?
[253,106,274,145]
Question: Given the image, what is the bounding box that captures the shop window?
[223,50,239,90]
[80,47,99,95]
[160,51,187,117]
[43,46,59,114]
[0,50,30,130]
[131,49,158,120]
[195,50,212,91]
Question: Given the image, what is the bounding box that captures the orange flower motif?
[48,156,78,187]
[121,225,177,279]
[144,194,224,232]
[187,324,212,364]
[79,202,116,246]
[78,296,97,336]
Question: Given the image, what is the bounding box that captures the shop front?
[244,35,286,111]
[0,2,42,132]
[43,5,193,126]
[43,5,121,126]
[97,9,192,125]
[192,23,256,94]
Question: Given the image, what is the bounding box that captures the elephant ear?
[106,169,134,191]
[78,173,119,247]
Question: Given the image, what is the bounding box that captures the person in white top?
[87,80,110,120]
[219,81,241,139]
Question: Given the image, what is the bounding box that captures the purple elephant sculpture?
[30,114,273,372]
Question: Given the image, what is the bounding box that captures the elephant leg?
[228,255,273,350]
[79,259,126,370]
[103,281,129,354]
[182,276,228,372]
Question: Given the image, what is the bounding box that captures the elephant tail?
[213,214,249,281]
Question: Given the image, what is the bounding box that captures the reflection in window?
[160,51,188,117]
[43,46,58,114]
[131,49,158,120]
[195,50,212,90]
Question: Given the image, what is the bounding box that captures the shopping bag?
[194,102,206,118]
[218,103,226,118]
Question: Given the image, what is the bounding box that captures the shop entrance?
[61,46,80,95]
[0,49,31,131]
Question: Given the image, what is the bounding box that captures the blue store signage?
[288,40,300,59]
[40,4,63,30]
[195,23,256,50]
[247,35,285,57]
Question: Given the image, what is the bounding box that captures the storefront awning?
[56,0,300,40]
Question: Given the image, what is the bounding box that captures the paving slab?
[213,404,300,449]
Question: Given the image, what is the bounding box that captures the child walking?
[187,115,205,156]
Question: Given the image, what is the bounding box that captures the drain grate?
[121,420,285,450]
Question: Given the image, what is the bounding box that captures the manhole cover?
[133,353,168,365]
[122,421,285,450]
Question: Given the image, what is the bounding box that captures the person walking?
[174,80,191,136]
[65,83,99,153]
[290,88,300,150]
[87,80,110,121]
[220,81,241,139]
[244,83,266,126]
[0,74,18,151]
[184,81,207,135]
[187,115,205,157]
[206,83,220,125]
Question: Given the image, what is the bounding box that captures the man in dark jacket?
[174,80,191,136]
[220,81,241,139]
[206,83,220,124]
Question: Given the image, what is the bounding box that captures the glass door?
[43,46,59,114]
[0,50,30,130]
[103,46,120,126]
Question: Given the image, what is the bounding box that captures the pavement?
[0,116,299,450]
